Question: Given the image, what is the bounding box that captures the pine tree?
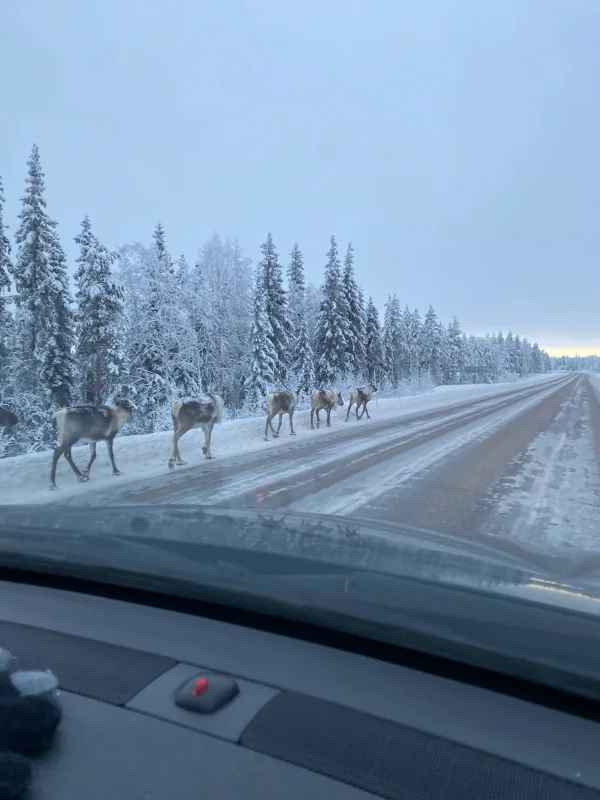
[342,243,366,376]
[0,177,13,391]
[258,232,291,379]
[12,144,74,409]
[246,266,277,405]
[364,297,384,385]
[74,215,125,404]
[314,236,351,385]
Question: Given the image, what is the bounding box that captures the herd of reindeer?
[0,384,377,490]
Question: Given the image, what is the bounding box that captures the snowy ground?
[0,374,559,507]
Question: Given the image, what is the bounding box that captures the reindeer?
[264,389,300,441]
[168,393,224,469]
[345,384,377,421]
[310,389,344,429]
[50,400,133,488]
[0,407,18,429]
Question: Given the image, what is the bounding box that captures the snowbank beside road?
[0,373,561,507]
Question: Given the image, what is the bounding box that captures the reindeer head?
[114,399,134,423]
[336,392,344,407]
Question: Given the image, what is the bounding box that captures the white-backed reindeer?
[50,400,133,488]
[264,389,300,441]
[0,407,18,429]
[310,389,344,429]
[168,394,224,469]
[346,384,377,421]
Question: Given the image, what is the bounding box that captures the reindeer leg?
[274,412,283,438]
[63,445,86,482]
[50,442,71,488]
[289,410,296,435]
[106,435,122,475]
[345,401,352,421]
[203,422,215,459]
[169,429,186,469]
[265,413,278,441]
[310,408,315,429]
[81,442,96,480]
[326,408,331,427]
[364,403,371,419]
[315,408,320,429]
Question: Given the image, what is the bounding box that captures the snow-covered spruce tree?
[444,316,464,384]
[356,285,368,378]
[531,341,543,373]
[11,145,75,449]
[314,235,351,385]
[287,242,305,337]
[41,234,76,409]
[153,222,173,274]
[245,265,277,408]
[286,242,315,393]
[74,215,125,404]
[382,293,402,386]
[193,234,252,410]
[258,232,291,380]
[419,305,444,384]
[175,253,189,291]
[342,243,366,377]
[504,331,515,374]
[293,315,315,394]
[512,333,524,376]
[223,237,253,412]
[364,296,384,385]
[304,282,321,353]
[119,226,182,431]
[0,176,13,394]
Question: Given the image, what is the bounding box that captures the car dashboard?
[1,577,599,800]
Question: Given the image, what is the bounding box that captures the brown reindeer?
[345,384,377,421]
[168,393,224,469]
[310,389,344,429]
[0,407,18,429]
[264,389,300,441]
[50,400,133,488]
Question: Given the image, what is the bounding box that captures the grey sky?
[1,0,598,354]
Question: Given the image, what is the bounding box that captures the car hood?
[0,504,599,614]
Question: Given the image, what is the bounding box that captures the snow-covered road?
[3,372,600,553]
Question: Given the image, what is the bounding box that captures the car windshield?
[0,1,599,634]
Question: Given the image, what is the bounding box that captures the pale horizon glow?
[543,346,600,358]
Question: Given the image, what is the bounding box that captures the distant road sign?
[463,366,497,374]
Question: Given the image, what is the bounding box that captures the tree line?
[0,144,551,457]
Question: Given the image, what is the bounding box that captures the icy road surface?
[2,373,600,553]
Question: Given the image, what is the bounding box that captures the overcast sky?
[1,0,598,355]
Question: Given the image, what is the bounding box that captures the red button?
[192,678,210,697]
